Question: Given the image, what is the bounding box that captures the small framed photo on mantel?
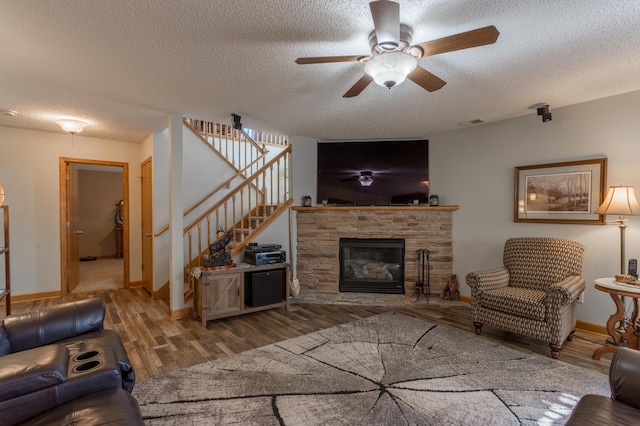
[514,157,607,224]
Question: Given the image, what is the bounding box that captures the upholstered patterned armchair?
[466,237,585,359]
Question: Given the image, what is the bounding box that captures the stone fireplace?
[292,205,458,306]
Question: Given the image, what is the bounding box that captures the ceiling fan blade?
[343,74,374,98]
[407,66,447,92]
[295,55,364,65]
[370,0,400,46]
[414,25,500,57]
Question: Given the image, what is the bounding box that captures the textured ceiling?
[1,1,639,143]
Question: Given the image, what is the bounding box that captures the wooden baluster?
[247,184,253,233]
[197,223,202,267]
[206,216,211,247]
[187,229,193,270]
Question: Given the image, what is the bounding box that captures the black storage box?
[244,269,284,307]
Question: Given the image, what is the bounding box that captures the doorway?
[59,158,129,295]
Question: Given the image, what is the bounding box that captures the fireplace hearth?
[339,238,405,294]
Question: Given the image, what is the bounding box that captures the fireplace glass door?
[339,238,405,294]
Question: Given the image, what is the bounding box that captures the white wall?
[288,135,317,280]
[0,127,143,295]
[430,90,640,325]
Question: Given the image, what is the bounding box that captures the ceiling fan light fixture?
[364,51,417,88]
[359,178,374,187]
[357,171,374,187]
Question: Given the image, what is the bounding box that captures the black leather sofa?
[566,347,640,425]
[0,298,142,425]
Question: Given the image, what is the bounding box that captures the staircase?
[181,118,292,301]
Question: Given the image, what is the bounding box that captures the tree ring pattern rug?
[133,312,609,425]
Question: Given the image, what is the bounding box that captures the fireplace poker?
[415,249,430,300]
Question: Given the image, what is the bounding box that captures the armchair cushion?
[503,237,584,290]
[481,287,547,321]
[0,344,68,401]
[2,298,105,354]
[609,346,640,410]
[566,347,640,425]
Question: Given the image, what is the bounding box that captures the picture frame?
[514,158,607,224]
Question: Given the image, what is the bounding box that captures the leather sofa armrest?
[466,267,510,292]
[610,347,640,410]
[546,276,586,306]
[0,344,68,401]
[2,298,106,353]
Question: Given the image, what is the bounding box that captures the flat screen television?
[317,139,429,206]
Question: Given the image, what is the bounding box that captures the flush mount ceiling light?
[1,108,17,117]
[55,119,88,135]
[363,51,417,88]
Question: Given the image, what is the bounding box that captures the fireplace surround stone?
[292,205,458,306]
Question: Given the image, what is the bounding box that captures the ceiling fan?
[341,171,375,187]
[295,0,499,98]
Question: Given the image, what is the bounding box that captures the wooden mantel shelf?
[292,205,459,212]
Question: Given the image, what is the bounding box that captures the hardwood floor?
[8,287,612,381]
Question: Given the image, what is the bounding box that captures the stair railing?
[185,118,287,178]
[183,145,292,277]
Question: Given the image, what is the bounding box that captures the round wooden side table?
[592,277,640,360]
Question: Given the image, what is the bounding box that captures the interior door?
[66,163,80,293]
[141,158,153,294]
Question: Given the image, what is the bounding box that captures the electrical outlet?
[577,291,584,304]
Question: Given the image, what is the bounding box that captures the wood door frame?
[141,156,153,295]
[59,157,130,295]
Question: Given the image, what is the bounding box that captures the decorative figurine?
[429,194,440,206]
[203,227,234,268]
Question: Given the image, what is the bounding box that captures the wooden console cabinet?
[194,263,289,327]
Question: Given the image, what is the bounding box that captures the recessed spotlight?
[1,109,17,117]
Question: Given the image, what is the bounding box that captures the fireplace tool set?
[415,249,430,300]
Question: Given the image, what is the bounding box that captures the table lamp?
[595,186,640,274]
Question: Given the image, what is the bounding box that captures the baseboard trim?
[153,281,170,300]
[128,280,142,288]
[11,291,62,302]
[170,307,192,320]
[576,320,607,336]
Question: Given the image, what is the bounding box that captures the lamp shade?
[364,51,417,88]
[55,119,88,135]
[595,186,640,215]
[0,183,4,207]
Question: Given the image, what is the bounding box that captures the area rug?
[133,312,609,425]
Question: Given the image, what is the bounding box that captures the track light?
[231,114,242,130]
[536,104,552,123]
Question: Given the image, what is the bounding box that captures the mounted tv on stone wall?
[317,139,429,206]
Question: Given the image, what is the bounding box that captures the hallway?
[74,258,123,293]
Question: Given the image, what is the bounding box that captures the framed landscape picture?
[514,158,607,224]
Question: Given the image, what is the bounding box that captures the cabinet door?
[203,272,242,319]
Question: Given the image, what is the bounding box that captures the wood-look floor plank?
[5,287,611,380]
